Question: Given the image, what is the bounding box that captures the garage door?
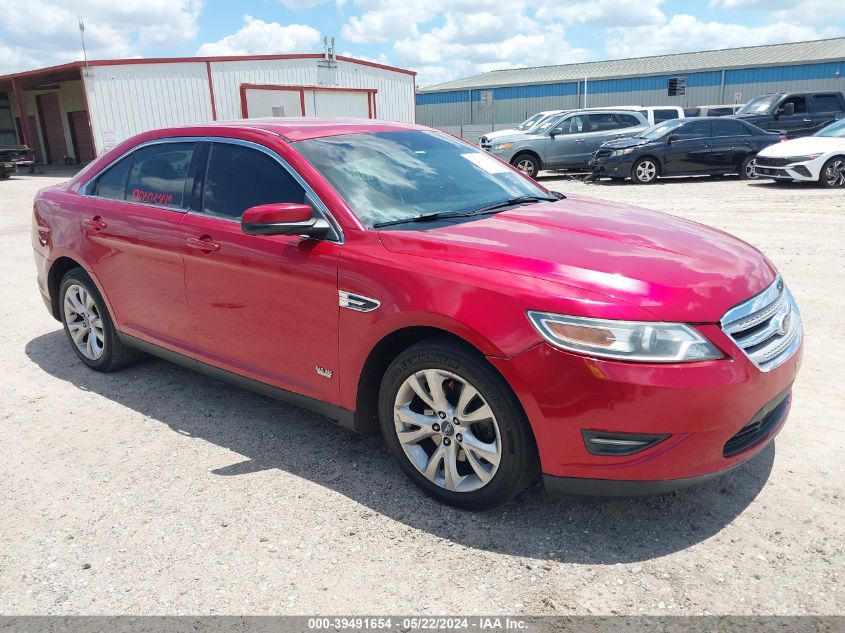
[242,85,376,119]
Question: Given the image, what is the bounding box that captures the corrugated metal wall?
[210,58,414,122]
[417,61,845,130]
[83,58,415,155]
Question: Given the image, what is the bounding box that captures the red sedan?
[31,119,802,509]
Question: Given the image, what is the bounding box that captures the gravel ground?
[0,168,843,616]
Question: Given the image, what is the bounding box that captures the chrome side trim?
[339,290,380,313]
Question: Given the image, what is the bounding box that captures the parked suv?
[32,119,802,509]
[733,91,845,137]
[592,105,685,126]
[684,104,743,117]
[486,109,649,176]
[479,110,567,147]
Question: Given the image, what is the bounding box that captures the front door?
[82,141,195,349]
[180,140,341,403]
[772,95,812,135]
[663,120,712,174]
[545,114,587,168]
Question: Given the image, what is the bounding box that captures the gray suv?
[485,110,649,176]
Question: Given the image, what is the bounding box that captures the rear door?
[663,120,712,174]
[180,139,342,403]
[577,113,628,165]
[709,119,754,172]
[811,93,844,129]
[82,140,195,349]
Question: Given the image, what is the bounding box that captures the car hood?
[759,135,845,157]
[485,131,545,144]
[481,128,518,141]
[598,137,652,150]
[378,195,776,323]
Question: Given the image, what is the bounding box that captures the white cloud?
[196,15,322,56]
[708,0,844,28]
[537,0,666,27]
[0,0,202,73]
[606,14,840,58]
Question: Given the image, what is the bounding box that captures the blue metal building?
[416,38,845,133]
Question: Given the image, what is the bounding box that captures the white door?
[303,90,371,118]
[244,89,303,118]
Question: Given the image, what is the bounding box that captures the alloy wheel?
[824,159,845,187]
[516,159,536,176]
[63,283,105,360]
[745,159,758,179]
[393,369,502,493]
[635,160,657,182]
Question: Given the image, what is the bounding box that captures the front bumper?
[754,156,826,182]
[589,155,635,178]
[489,325,801,491]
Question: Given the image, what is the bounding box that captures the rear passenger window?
[587,113,620,131]
[202,143,307,220]
[654,109,679,123]
[126,142,195,208]
[618,114,643,127]
[93,155,132,200]
[813,94,841,112]
[712,120,749,136]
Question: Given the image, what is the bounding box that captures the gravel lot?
[1,169,843,616]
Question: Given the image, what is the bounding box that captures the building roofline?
[418,36,845,92]
[0,53,416,83]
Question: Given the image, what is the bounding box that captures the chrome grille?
[720,276,802,372]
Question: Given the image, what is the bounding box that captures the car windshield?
[294,130,549,228]
[636,119,687,140]
[517,112,546,131]
[815,118,845,138]
[737,94,780,115]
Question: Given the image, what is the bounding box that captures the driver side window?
[781,96,808,114]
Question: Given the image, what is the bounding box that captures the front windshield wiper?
[372,195,560,229]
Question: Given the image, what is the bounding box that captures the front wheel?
[511,154,540,178]
[819,156,845,188]
[739,155,758,180]
[631,158,658,184]
[59,269,140,372]
[379,338,539,510]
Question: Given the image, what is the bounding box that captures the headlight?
[610,148,636,158]
[527,312,723,362]
[786,154,822,163]
[492,142,513,151]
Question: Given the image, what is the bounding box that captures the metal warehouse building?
[0,53,416,164]
[416,38,845,133]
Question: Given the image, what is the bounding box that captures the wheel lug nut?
[443,437,451,446]
[456,433,462,442]
[453,417,460,425]
[432,423,440,432]
[438,411,446,419]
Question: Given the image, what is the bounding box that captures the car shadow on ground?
[26,329,775,563]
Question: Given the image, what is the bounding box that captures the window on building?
[201,143,308,220]
[667,77,686,96]
[125,142,195,208]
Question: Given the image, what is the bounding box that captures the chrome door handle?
[803,118,812,122]
[81,216,107,231]
[185,236,220,252]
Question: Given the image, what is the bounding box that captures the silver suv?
[485,110,649,176]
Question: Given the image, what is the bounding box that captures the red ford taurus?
[31,118,802,509]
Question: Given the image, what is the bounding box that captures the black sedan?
[589,118,784,184]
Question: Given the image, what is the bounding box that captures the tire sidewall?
[59,269,120,371]
[378,342,537,510]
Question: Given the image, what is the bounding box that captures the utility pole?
[79,18,89,75]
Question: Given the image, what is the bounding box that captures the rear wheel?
[631,157,658,184]
[511,154,540,178]
[739,155,758,180]
[59,269,140,372]
[379,338,539,509]
[819,156,845,188]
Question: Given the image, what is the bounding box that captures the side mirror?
[782,102,795,117]
[667,134,680,143]
[241,203,329,238]
[549,129,558,138]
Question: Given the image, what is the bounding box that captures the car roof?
[164,117,424,142]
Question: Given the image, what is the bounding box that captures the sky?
[1,0,843,87]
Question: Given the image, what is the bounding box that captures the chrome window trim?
[78,135,344,244]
